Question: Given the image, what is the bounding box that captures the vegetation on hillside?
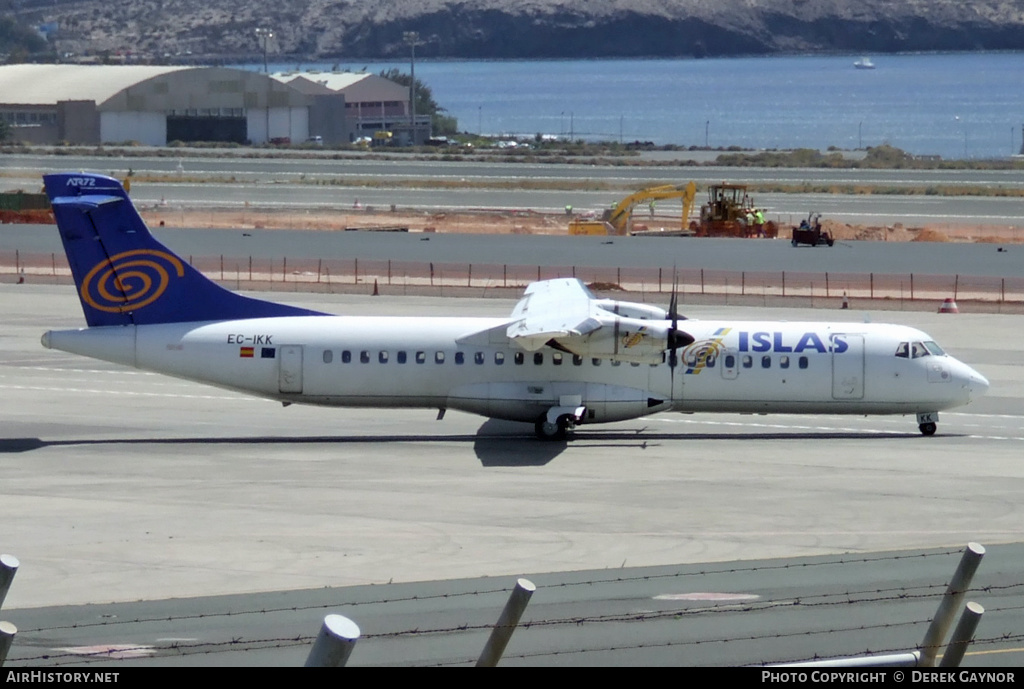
[0,15,49,62]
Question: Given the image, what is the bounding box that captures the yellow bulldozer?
[568,182,697,236]
[694,182,777,238]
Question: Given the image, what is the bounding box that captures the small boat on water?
[854,57,876,70]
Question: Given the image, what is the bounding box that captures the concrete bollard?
[476,578,536,667]
[304,614,360,667]
[0,620,16,665]
[939,601,984,668]
[0,555,19,610]
[920,543,985,667]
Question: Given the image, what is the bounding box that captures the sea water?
[257,52,1024,160]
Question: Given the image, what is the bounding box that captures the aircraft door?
[831,334,864,399]
[279,345,303,393]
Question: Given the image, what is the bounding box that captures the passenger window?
[762,355,771,369]
[592,358,602,366]
[342,350,351,363]
[435,351,445,364]
[379,351,389,364]
[705,355,715,368]
[475,352,485,365]
[573,355,583,366]
[552,353,562,366]
[322,350,333,364]
[798,356,808,369]
[360,351,370,364]
[397,351,407,364]
[534,352,544,365]
[895,342,909,358]
[495,352,505,365]
[742,355,753,369]
[724,354,736,368]
[611,360,621,367]
[415,351,426,364]
[454,352,465,365]
[780,355,790,369]
[514,352,524,365]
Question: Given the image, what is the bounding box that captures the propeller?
[665,269,694,401]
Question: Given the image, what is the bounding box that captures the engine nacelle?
[594,299,668,321]
[553,317,692,364]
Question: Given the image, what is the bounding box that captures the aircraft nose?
[967,368,990,400]
[954,360,989,402]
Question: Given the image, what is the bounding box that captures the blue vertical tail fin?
[43,172,326,327]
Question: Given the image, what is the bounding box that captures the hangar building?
[0,65,421,146]
[274,71,431,145]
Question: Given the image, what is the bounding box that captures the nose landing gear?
[917,412,938,436]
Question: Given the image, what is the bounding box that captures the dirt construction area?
[138,206,1024,244]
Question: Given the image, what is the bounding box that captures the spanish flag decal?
[240,347,255,358]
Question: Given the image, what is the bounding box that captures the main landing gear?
[917,412,938,436]
[535,404,587,441]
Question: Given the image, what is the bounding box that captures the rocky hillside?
[9,0,1024,61]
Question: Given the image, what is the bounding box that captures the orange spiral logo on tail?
[80,250,185,313]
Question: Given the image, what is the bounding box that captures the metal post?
[920,542,985,666]
[304,614,360,667]
[404,32,419,145]
[476,578,536,667]
[0,621,16,665]
[939,601,984,668]
[0,554,18,609]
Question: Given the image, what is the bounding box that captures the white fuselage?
[42,315,989,427]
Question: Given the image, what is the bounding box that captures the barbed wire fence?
[1,544,1015,667]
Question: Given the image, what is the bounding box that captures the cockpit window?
[897,341,944,359]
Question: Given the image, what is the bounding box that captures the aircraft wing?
[505,278,688,363]
[506,279,601,351]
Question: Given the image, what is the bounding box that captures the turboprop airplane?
[40,172,989,440]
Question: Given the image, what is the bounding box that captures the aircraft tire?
[535,416,568,441]
[919,422,937,436]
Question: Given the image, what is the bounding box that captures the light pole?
[255,27,273,73]
[404,31,419,145]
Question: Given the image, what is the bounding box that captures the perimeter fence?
[3,250,1024,311]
